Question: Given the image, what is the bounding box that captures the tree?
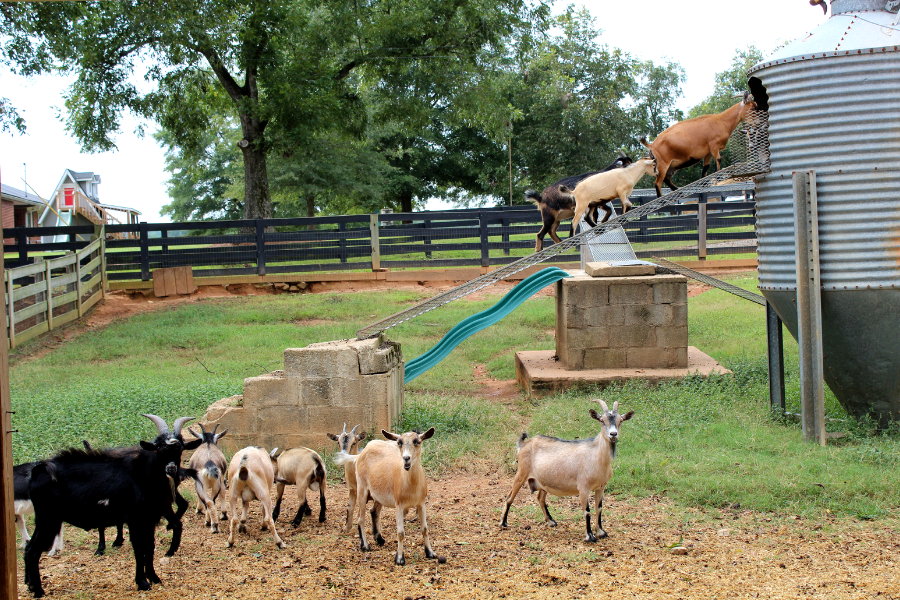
[689,46,764,118]
[1,0,546,220]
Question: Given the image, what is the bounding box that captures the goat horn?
[350,424,360,435]
[172,417,195,437]
[197,422,208,435]
[142,414,169,436]
[593,399,610,413]
[612,401,619,413]
[211,424,219,435]
[270,447,279,458]
[342,422,347,434]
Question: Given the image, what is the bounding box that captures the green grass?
[10,271,900,522]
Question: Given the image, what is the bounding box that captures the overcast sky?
[0,0,827,220]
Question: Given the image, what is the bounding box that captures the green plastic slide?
[403,266,571,384]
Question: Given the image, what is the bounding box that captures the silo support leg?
[766,302,785,414]
[793,170,826,446]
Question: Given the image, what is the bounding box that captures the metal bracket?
[887,0,900,13]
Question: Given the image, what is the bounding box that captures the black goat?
[13,462,64,555]
[525,154,633,251]
[23,414,201,598]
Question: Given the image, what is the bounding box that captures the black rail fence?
[2,185,756,282]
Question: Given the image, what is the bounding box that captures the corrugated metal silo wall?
[753,51,900,421]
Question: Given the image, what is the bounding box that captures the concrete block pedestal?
[199,336,403,454]
[518,263,729,396]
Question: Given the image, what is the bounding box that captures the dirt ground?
[19,275,898,599]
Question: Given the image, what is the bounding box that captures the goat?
[336,428,444,566]
[23,414,201,598]
[500,400,634,542]
[13,462,64,556]
[525,154,633,251]
[564,157,658,233]
[272,447,327,526]
[327,423,367,534]
[186,423,229,533]
[226,446,284,549]
[640,92,757,197]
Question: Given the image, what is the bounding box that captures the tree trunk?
[399,190,413,214]
[306,194,316,231]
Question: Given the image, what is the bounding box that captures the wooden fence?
[5,235,106,348]
[1,185,756,283]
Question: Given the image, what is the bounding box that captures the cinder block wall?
[199,336,403,455]
[556,270,688,370]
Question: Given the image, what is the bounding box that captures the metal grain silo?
[749,0,900,422]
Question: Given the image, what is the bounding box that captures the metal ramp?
[650,257,765,305]
[355,111,770,339]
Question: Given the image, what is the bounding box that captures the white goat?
[327,423,367,534]
[500,400,634,542]
[336,428,444,565]
[272,447,327,526]
[226,446,284,549]
[562,157,658,233]
[187,423,229,533]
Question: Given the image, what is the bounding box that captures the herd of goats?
[525,91,757,251]
[9,89,758,598]
[12,400,632,597]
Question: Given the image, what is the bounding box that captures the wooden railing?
[5,234,107,348]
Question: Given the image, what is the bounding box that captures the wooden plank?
[13,300,49,324]
[47,253,77,270]
[174,266,193,295]
[152,268,168,297]
[12,321,49,346]
[82,290,103,312]
[51,309,80,329]
[5,261,47,278]
[49,290,78,307]
[162,268,177,297]
[0,254,15,600]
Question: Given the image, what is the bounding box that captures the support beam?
[793,170,826,446]
[766,301,785,413]
[0,252,17,600]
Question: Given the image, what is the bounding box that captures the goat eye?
[414,440,420,446]
[398,441,403,447]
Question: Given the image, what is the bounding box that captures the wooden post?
[161,229,169,253]
[100,228,108,299]
[698,193,707,261]
[75,248,84,318]
[479,213,489,268]
[139,221,150,281]
[16,228,27,269]
[501,217,510,256]
[793,170,826,446]
[423,219,432,259]
[0,252,16,600]
[5,272,13,350]
[369,214,381,271]
[255,220,266,276]
[45,261,53,332]
[338,221,347,263]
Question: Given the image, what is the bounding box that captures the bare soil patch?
[17,473,900,599]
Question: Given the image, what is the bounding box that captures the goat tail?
[524,190,542,205]
[334,450,357,467]
[201,460,220,482]
[516,432,529,449]
[309,455,326,492]
[238,454,250,481]
[639,136,653,149]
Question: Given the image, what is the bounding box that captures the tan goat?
[186,423,229,533]
[564,157,658,233]
[327,423,367,534]
[226,446,284,549]
[500,400,634,542]
[336,428,444,565]
[640,92,757,197]
[272,447,327,526]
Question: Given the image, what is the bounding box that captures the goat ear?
[357,431,367,441]
[139,441,156,452]
[184,439,203,451]
[382,430,399,441]
[741,91,749,104]
[327,433,339,441]
[589,409,602,422]
[420,427,435,441]
[621,410,635,422]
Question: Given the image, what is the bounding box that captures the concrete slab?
[515,347,730,396]
[585,261,656,277]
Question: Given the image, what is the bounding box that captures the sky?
[0,0,828,221]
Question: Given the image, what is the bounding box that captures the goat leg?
[113,523,124,547]
[162,504,183,557]
[272,481,285,522]
[581,492,597,543]
[394,506,406,566]
[500,470,528,528]
[318,485,326,523]
[95,527,107,556]
[595,489,608,539]
[372,503,386,546]
[291,501,308,526]
[419,504,437,560]
[536,490,557,527]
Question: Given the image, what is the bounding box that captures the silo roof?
[749,7,900,74]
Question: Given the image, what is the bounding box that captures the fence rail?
[2,185,756,283]
[5,233,106,348]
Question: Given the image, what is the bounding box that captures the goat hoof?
[548,520,558,527]
[112,540,123,548]
[277,541,285,549]
[598,530,608,539]
[425,548,437,559]
[395,553,406,566]
[238,524,247,534]
[318,515,326,523]
[148,572,161,584]
[94,549,104,556]
[136,579,151,591]
[375,535,386,546]
[585,534,598,543]
[360,544,370,552]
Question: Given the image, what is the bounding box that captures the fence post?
[479,213,489,268]
[423,219,432,259]
[369,214,381,271]
[697,193,707,260]
[100,227,107,299]
[45,261,53,332]
[16,229,27,269]
[501,217,510,256]
[255,219,266,276]
[75,249,83,318]
[6,272,14,349]
[139,221,150,281]
[338,221,348,263]
[161,229,169,253]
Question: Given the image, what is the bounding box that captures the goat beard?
[610,441,617,460]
